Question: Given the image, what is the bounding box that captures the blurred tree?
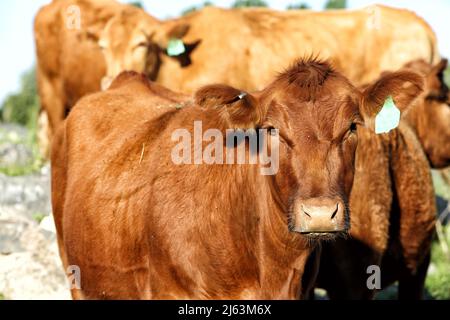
[128,1,144,9]
[1,66,39,127]
[182,1,213,16]
[232,0,268,8]
[324,0,346,9]
[287,2,310,9]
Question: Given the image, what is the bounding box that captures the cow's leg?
[49,124,76,298]
[398,252,430,300]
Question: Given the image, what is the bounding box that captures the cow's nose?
[294,197,347,234]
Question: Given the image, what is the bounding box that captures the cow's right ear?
[361,70,424,122]
[195,85,264,129]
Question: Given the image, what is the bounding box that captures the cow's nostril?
[330,203,339,219]
[301,205,312,218]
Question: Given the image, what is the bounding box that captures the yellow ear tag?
[375,95,400,134]
[167,38,186,56]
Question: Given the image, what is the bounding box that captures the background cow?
[99,4,438,92]
[403,59,450,169]
[34,0,125,157]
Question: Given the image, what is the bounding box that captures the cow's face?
[196,59,423,238]
[404,59,450,168]
[98,12,160,90]
[99,12,198,90]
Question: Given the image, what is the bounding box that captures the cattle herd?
[33,0,450,300]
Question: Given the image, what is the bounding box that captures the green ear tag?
[167,38,186,56]
[375,95,400,134]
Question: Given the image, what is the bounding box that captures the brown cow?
[34,0,126,157]
[314,62,445,299]
[403,59,450,168]
[99,5,438,93]
[51,59,423,299]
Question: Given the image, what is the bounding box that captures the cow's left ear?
[361,70,424,120]
[195,85,264,129]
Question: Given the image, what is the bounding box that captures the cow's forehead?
[271,75,360,114]
[264,83,361,141]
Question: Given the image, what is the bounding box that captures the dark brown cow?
[314,62,445,299]
[51,59,423,299]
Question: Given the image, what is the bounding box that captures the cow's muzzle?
[291,197,348,237]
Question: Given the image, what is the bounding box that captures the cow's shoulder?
[110,71,189,103]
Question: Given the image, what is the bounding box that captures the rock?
[0,124,34,168]
[0,124,27,142]
[0,249,71,300]
[0,165,51,218]
[0,142,34,168]
[0,135,69,299]
[0,209,70,300]
[40,215,56,234]
[0,207,31,254]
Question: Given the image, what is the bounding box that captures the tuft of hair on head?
[274,55,336,101]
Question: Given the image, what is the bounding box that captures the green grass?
[0,157,44,176]
[432,170,450,199]
[0,121,44,177]
[444,66,450,87]
[426,225,450,299]
[0,292,4,300]
[374,224,450,300]
[32,212,46,224]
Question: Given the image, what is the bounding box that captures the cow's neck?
[240,166,313,299]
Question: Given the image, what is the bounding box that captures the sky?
[0,0,449,105]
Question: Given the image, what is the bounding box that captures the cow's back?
[156,5,438,92]
[362,5,439,84]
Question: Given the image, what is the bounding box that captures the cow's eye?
[134,42,148,49]
[342,122,358,142]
